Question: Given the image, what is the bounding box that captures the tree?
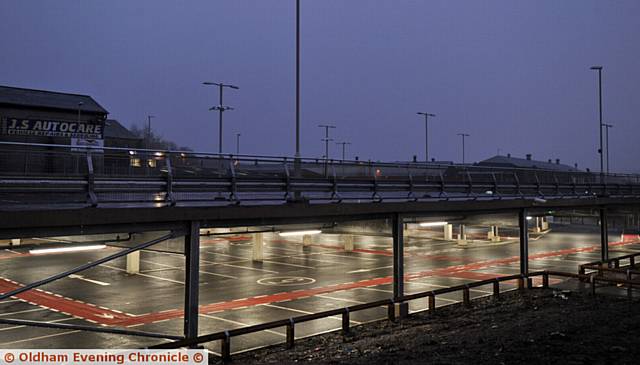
[129,124,192,151]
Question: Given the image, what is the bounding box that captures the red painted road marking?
[0,278,132,325]
[1,239,637,327]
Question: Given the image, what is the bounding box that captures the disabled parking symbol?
[257,276,316,286]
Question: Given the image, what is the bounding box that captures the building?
[0,85,142,175]
[478,154,580,172]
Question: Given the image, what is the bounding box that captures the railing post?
[286,318,295,348]
[590,275,596,296]
[627,270,633,300]
[542,272,549,289]
[221,331,231,363]
[600,207,609,261]
[342,308,350,335]
[184,221,200,344]
[428,293,436,313]
[462,286,470,307]
[492,281,500,298]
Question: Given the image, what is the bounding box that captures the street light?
[146,115,155,149]
[603,123,613,174]
[590,66,604,175]
[295,0,301,159]
[236,133,241,155]
[335,141,351,161]
[416,112,436,162]
[457,133,470,164]
[203,81,239,153]
[318,124,336,160]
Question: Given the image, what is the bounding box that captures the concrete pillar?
[487,227,494,240]
[343,235,354,252]
[443,224,453,240]
[302,234,313,247]
[457,224,467,245]
[252,232,264,262]
[10,239,21,246]
[492,226,500,242]
[541,217,549,231]
[534,217,542,233]
[126,251,140,274]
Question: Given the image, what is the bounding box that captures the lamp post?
[416,112,436,162]
[603,123,613,174]
[146,115,155,149]
[590,66,604,175]
[457,133,470,164]
[203,82,239,153]
[236,133,241,155]
[295,0,301,160]
[318,124,335,177]
[336,141,351,161]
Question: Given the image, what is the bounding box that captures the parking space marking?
[199,259,279,274]
[99,263,186,285]
[140,259,238,280]
[0,330,82,346]
[407,281,492,294]
[0,307,48,317]
[200,313,284,337]
[261,303,362,325]
[0,317,74,332]
[315,294,365,305]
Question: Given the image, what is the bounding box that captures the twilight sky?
[1,1,638,172]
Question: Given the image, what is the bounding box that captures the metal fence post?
[392,213,408,318]
[519,209,529,277]
[600,207,609,261]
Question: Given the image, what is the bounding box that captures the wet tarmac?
[0,224,637,356]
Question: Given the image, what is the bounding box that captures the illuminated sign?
[1,117,103,139]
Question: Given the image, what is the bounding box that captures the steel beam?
[518,209,529,275]
[392,213,404,300]
[600,207,609,261]
[184,221,200,342]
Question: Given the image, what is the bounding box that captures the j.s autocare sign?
[1,117,103,139]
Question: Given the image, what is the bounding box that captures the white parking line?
[141,259,238,279]
[0,308,48,317]
[199,259,279,274]
[199,313,284,337]
[314,295,364,304]
[261,260,315,269]
[0,330,81,346]
[261,303,362,325]
[0,318,74,332]
[0,299,20,304]
[99,264,185,285]
[358,287,393,294]
[407,281,493,294]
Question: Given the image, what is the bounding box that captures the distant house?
[477,154,580,172]
[104,119,142,149]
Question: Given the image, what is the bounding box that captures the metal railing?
[1,141,640,208]
[149,270,640,362]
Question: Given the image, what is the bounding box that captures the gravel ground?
[222,286,640,364]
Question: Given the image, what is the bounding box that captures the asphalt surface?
[0,223,637,356]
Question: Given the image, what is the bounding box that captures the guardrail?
[2,142,640,208]
[150,270,640,362]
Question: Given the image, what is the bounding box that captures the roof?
[0,85,108,114]
[478,155,580,172]
[104,119,141,140]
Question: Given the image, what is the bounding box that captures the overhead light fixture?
[279,230,322,237]
[526,216,533,221]
[419,221,448,227]
[29,245,107,255]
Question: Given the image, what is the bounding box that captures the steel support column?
[600,208,609,261]
[391,214,408,318]
[184,221,200,342]
[518,209,529,275]
[392,214,404,299]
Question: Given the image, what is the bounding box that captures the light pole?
[603,123,613,174]
[416,112,436,162]
[590,66,604,175]
[146,115,155,149]
[318,124,335,177]
[203,82,239,153]
[295,0,301,160]
[236,133,241,155]
[457,133,470,164]
[336,141,351,161]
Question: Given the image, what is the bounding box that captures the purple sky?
[1,1,639,172]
